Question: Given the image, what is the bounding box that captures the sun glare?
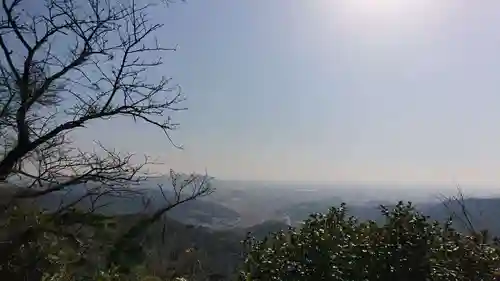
[312,0,440,35]
[341,0,426,20]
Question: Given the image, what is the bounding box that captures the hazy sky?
[75,1,500,183]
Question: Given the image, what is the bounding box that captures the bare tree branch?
[0,0,192,191]
[0,0,213,277]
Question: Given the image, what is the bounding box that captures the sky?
[75,0,500,184]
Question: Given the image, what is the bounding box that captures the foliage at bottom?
[240,202,500,281]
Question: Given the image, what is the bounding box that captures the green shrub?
[240,202,500,281]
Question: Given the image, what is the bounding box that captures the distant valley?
[22,178,500,237]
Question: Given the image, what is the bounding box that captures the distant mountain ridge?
[5,178,500,236]
[277,196,500,236]
[10,178,241,229]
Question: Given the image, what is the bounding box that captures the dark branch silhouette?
[0,0,212,279]
[0,0,190,191]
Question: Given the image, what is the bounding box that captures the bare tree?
[438,184,493,244]
[0,0,211,201]
[0,0,213,278]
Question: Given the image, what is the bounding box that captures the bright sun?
[312,0,441,38]
[315,0,438,31]
[342,0,419,19]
